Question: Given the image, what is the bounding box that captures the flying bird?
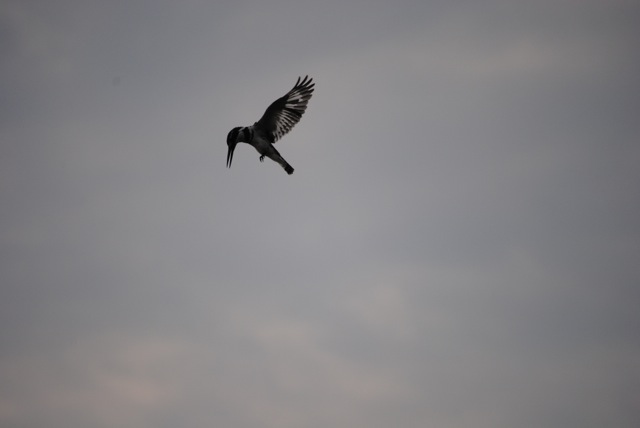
[226,76,315,175]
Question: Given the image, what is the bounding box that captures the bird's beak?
[226,143,236,168]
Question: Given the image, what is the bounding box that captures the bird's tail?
[268,150,294,175]
[275,155,294,175]
[283,162,294,175]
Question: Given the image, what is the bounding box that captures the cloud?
[0,335,191,428]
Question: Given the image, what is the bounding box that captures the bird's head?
[226,127,241,168]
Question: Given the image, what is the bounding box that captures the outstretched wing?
[257,76,314,143]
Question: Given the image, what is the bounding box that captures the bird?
[226,76,314,175]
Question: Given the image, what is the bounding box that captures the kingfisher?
[226,76,314,175]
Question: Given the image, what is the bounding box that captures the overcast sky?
[1,1,639,427]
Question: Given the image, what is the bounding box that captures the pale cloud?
[0,335,191,428]
[228,308,410,401]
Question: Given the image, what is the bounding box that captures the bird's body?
[227,124,293,174]
[226,76,314,175]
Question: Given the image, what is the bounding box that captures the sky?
[1,0,639,427]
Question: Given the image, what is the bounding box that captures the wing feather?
[257,76,314,143]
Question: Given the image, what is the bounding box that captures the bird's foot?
[259,155,265,162]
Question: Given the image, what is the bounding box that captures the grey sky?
[1,0,639,427]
